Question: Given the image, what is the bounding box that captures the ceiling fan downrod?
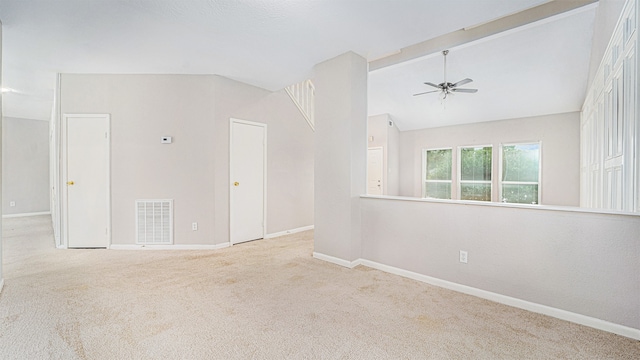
[442,50,449,85]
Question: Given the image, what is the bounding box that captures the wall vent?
[136,199,173,245]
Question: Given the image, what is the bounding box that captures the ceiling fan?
[413,50,477,99]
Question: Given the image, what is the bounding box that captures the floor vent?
[136,199,173,245]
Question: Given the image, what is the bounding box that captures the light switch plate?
[161,136,172,144]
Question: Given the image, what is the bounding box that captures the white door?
[65,115,110,248]
[368,147,384,195]
[230,119,266,244]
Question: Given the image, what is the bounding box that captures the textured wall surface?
[314,52,367,261]
[2,117,50,215]
[360,196,640,331]
[398,112,580,206]
[60,74,313,245]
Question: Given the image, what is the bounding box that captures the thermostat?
[161,136,172,144]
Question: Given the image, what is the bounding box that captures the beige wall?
[398,112,581,206]
[60,74,313,246]
[0,20,4,286]
[314,52,368,262]
[361,196,640,334]
[2,117,50,215]
[211,75,314,243]
[368,114,400,196]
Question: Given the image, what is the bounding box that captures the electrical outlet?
[192,222,198,231]
[9,201,16,207]
[459,250,468,264]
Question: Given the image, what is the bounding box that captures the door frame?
[61,114,111,249]
[229,118,267,245]
[367,146,384,195]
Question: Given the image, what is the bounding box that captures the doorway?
[62,114,111,248]
[367,147,384,195]
[230,119,267,244]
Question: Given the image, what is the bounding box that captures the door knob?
[234,182,239,186]
[67,181,75,186]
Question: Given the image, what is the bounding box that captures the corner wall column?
[0,20,4,291]
[313,51,368,263]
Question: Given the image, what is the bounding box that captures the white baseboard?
[312,252,361,268]
[2,211,51,219]
[109,243,231,250]
[265,225,314,239]
[313,253,640,340]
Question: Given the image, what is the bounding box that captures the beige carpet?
[0,216,638,359]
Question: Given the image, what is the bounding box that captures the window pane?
[502,144,540,182]
[426,149,452,181]
[502,184,539,204]
[461,147,492,181]
[460,183,491,201]
[424,182,451,199]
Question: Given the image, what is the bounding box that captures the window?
[459,146,492,201]
[423,148,452,199]
[501,142,540,204]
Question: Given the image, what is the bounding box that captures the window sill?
[359,194,640,217]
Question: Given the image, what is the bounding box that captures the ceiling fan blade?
[452,78,473,87]
[413,90,441,96]
[423,82,442,89]
[451,88,478,93]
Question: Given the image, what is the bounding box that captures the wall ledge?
[360,194,640,217]
[313,251,640,340]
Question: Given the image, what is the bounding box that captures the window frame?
[457,144,493,202]
[422,147,453,199]
[499,141,542,205]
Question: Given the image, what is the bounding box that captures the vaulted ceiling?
[0,0,596,128]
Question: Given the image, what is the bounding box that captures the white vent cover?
[136,199,173,244]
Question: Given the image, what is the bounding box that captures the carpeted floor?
[0,215,638,359]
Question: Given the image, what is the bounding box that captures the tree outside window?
[501,143,540,204]
[459,146,492,201]
[423,148,452,199]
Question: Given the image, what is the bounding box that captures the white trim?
[312,252,362,268]
[356,258,640,340]
[0,279,4,293]
[61,114,112,249]
[313,251,640,340]
[265,225,314,239]
[109,243,230,250]
[52,73,62,248]
[229,118,267,246]
[2,211,51,218]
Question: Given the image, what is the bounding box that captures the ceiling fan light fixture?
[413,49,478,99]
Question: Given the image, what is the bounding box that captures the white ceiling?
[0,0,591,126]
[369,5,597,130]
